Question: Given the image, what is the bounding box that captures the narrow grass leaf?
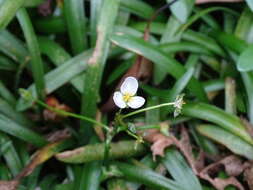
[162,148,202,190]
[120,0,155,19]
[34,17,67,34]
[155,16,182,84]
[16,50,92,111]
[17,8,45,100]
[238,44,253,71]
[64,0,87,54]
[245,0,253,12]
[38,37,84,92]
[56,140,146,163]
[197,124,253,160]
[0,0,25,29]
[115,162,184,190]
[168,0,195,23]
[80,0,120,139]
[80,162,102,190]
[0,80,16,106]
[182,102,253,145]
[0,30,29,64]
[0,114,47,147]
[0,132,23,176]
[182,30,226,57]
[90,0,103,46]
[0,56,17,71]
[0,97,33,127]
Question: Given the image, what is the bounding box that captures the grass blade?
[0,114,47,147]
[0,80,16,106]
[16,50,92,111]
[0,30,29,64]
[114,162,184,190]
[0,97,33,127]
[0,0,25,29]
[17,8,45,100]
[182,102,253,145]
[80,0,120,139]
[0,132,23,176]
[64,0,87,54]
[162,148,202,190]
[197,124,253,159]
[56,140,146,163]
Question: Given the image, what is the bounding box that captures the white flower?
[113,77,145,109]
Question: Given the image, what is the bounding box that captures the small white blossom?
[113,77,145,109]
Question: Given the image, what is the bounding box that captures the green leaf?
[182,30,226,57]
[16,50,92,111]
[120,0,155,19]
[154,16,182,84]
[168,0,195,23]
[54,183,74,190]
[0,30,29,64]
[0,0,25,29]
[64,0,87,54]
[115,162,184,190]
[34,17,67,34]
[237,44,253,71]
[24,0,43,7]
[0,55,17,71]
[17,8,46,100]
[246,0,253,12]
[80,162,102,190]
[0,97,33,127]
[0,132,23,176]
[38,37,84,92]
[56,141,146,163]
[0,114,47,147]
[0,80,16,106]
[80,0,120,139]
[90,0,103,46]
[162,148,202,190]
[197,124,253,160]
[182,102,253,145]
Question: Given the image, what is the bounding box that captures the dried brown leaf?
[0,180,19,190]
[138,125,199,174]
[43,96,72,122]
[244,164,253,190]
[46,128,71,143]
[15,138,70,181]
[199,156,247,190]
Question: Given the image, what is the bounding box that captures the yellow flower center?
[123,93,133,103]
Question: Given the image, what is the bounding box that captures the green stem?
[35,99,110,131]
[122,102,175,118]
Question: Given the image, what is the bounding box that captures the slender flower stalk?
[36,99,110,131]
[19,88,110,131]
[122,102,175,119]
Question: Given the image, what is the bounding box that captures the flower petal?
[127,96,145,109]
[113,91,126,108]
[120,77,138,95]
